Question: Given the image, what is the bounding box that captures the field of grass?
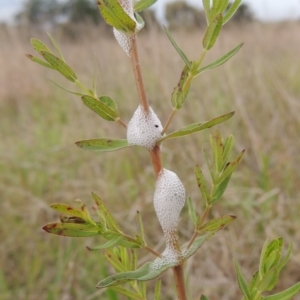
[1,21,300,300]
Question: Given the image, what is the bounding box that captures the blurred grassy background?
[1,21,300,299]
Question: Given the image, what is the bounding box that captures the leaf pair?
[235,238,300,300]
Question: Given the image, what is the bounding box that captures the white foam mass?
[127,105,163,150]
[150,246,182,270]
[153,169,185,236]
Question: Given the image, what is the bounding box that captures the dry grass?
[1,21,300,300]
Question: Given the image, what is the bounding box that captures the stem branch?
[162,108,177,135]
[173,264,187,300]
[130,36,149,113]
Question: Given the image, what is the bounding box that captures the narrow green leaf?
[134,0,158,12]
[137,211,146,245]
[92,192,120,231]
[42,222,101,237]
[260,238,271,279]
[181,234,212,259]
[264,250,281,273]
[248,271,260,293]
[234,259,251,300]
[103,248,127,273]
[110,286,141,300]
[202,13,223,50]
[222,135,235,169]
[263,282,300,300]
[202,0,211,24]
[87,237,123,251]
[187,197,197,226]
[25,54,56,69]
[277,242,292,272]
[196,43,243,76]
[99,96,119,116]
[200,295,209,300]
[81,95,118,121]
[159,111,234,142]
[195,165,209,205]
[210,0,228,21]
[223,0,242,25]
[198,215,236,233]
[210,129,223,174]
[50,80,84,96]
[98,0,136,33]
[75,138,129,152]
[30,38,53,54]
[154,280,162,300]
[211,174,231,203]
[258,269,279,292]
[164,26,191,68]
[216,149,245,185]
[47,32,65,61]
[41,51,77,82]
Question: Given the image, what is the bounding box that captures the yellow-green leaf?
[75,138,129,152]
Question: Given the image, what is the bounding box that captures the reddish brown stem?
[150,145,163,177]
[130,36,149,113]
[173,264,187,300]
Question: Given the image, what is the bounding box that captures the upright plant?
[26,0,300,299]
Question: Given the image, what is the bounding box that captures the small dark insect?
[155,125,159,128]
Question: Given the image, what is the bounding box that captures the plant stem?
[162,108,177,135]
[130,35,149,113]
[173,264,187,300]
[150,145,163,177]
[117,118,127,129]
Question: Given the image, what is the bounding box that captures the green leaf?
[196,43,243,76]
[81,95,119,121]
[154,280,162,300]
[202,0,211,24]
[75,138,129,152]
[41,51,77,82]
[200,295,209,300]
[25,54,56,69]
[211,174,231,203]
[234,259,251,300]
[195,165,209,205]
[260,238,271,278]
[134,0,158,12]
[181,234,212,259]
[50,203,95,225]
[210,129,223,174]
[92,192,120,231]
[187,197,197,226]
[258,269,279,292]
[197,215,236,233]
[103,248,128,273]
[42,222,101,237]
[30,38,53,54]
[263,282,300,300]
[264,250,281,273]
[50,80,84,96]
[223,0,242,25]
[110,286,142,300]
[210,0,229,21]
[159,111,234,142]
[137,211,146,245]
[277,242,292,272]
[202,13,223,50]
[98,0,136,33]
[222,135,235,169]
[87,237,123,251]
[215,149,245,185]
[164,26,191,68]
[47,32,65,61]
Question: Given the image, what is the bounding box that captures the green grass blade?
[196,43,243,76]
[75,138,129,152]
[164,26,191,68]
[41,51,77,82]
[134,0,158,12]
[159,111,234,142]
[263,282,300,300]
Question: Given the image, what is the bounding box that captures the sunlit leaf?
[82,95,119,121]
[202,13,223,50]
[134,0,158,12]
[98,0,136,33]
[159,112,234,142]
[25,54,56,69]
[41,51,77,82]
[234,259,251,300]
[75,138,129,152]
[164,26,191,68]
[223,0,242,24]
[197,215,236,233]
[264,282,300,300]
[196,43,243,76]
[42,222,101,237]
